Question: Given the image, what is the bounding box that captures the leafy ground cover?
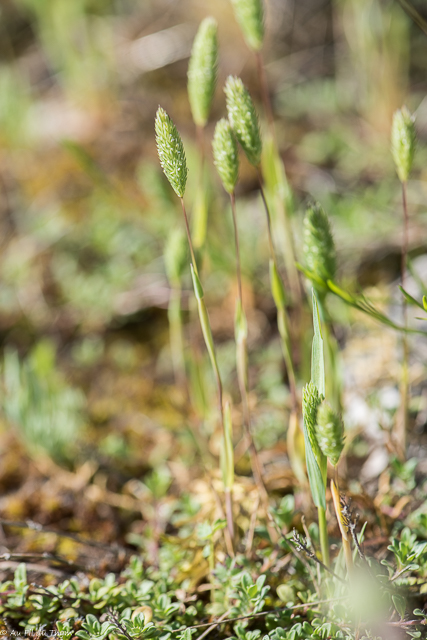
[0,1,427,638]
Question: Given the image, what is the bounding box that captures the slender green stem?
[180,197,199,277]
[256,168,297,408]
[255,54,302,302]
[168,284,186,389]
[256,167,278,265]
[230,192,269,501]
[230,193,243,305]
[398,180,409,459]
[317,505,330,568]
[180,197,233,550]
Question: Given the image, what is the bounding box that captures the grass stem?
[230,192,269,501]
[180,197,234,551]
[317,505,330,568]
[398,180,409,459]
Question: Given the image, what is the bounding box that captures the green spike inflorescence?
[212,118,239,194]
[302,381,323,463]
[391,106,416,184]
[187,17,218,128]
[316,400,344,467]
[224,76,262,167]
[303,202,336,291]
[155,107,188,198]
[230,0,264,52]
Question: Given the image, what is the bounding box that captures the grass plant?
[391,106,416,458]
[155,106,235,549]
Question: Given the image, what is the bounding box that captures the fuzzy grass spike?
[230,0,264,52]
[155,107,188,198]
[212,118,239,194]
[303,202,336,293]
[188,17,218,128]
[391,106,416,183]
[225,76,262,167]
[317,401,344,467]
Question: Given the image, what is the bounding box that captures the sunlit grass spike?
[212,118,239,194]
[391,106,416,183]
[155,107,188,198]
[230,0,264,52]
[225,76,262,167]
[188,17,218,127]
[303,203,336,294]
[317,401,344,467]
[302,381,323,464]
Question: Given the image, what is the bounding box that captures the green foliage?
[213,118,239,194]
[303,203,336,294]
[155,107,188,198]
[230,0,265,52]
[391,106,416,183]
[316,401,344,466]
[225,76,262,167]
[188,17,218,127]
[3,343,85,463]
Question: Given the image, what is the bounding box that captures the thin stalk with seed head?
[256,169,297,407]
[391,106,416,459]
[155,107,234,550]
[230,0,301,299]
[188,17,218,249]
[212,117,268,502]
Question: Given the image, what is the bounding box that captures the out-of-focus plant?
[2,341,85,464]
[212,117,267,501]
[391,105,416,459]
[164,227,188,388]
[187,17,218,249]
[225,76,296,407]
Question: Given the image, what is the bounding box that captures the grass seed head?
[155,107,188,198]
[317,400,344,467]
[391,106,416,183]
[303,202,336,289]
[302,381,323,462]
[187,17,218,128]
[212,118,239,194]
[224,76,262,167]
[231,0,264,52]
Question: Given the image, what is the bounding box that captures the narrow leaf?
[399,285,425,310]
[311,289,325,398]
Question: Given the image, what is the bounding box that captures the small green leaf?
[423,295,427,312]
[399,286,424,310]
[392,593,406,620]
